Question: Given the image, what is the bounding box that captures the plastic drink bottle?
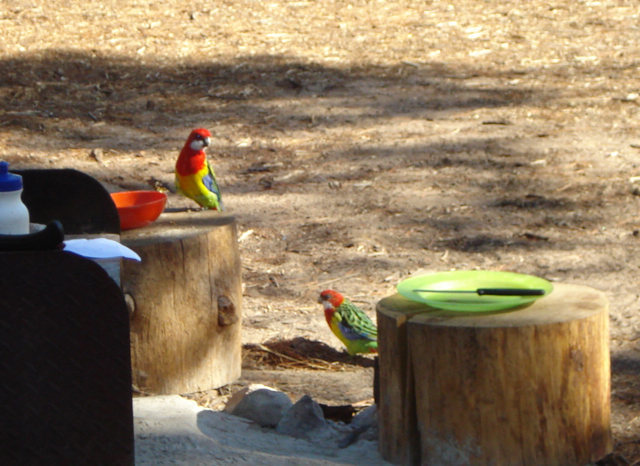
[0,161,29,235]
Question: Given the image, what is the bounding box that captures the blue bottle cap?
[0,161,23,192]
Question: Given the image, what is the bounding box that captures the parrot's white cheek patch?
[190,140,205,151]
[322,302,333,311]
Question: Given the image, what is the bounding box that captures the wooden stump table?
[376,283,612,465]
[121,210,242,394]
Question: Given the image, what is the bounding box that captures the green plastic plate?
[397,270,553,312]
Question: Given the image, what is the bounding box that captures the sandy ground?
[133,396,388,465]
[1,0,639,462]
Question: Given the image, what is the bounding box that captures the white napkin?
[63,238,141,261]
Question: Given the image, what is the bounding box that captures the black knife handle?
[477,288,545,296]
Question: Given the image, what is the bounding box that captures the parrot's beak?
[317,297,323,304]
[203,137,210,147]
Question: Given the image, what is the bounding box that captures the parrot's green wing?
[336,300,377,341]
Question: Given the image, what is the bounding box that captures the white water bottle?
[0,161,29,235]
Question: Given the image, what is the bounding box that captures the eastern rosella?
[175,128,223,210]
[318,289,378,355]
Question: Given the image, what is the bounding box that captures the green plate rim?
[397,270,553,312]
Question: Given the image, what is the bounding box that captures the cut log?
[376,283,611,465]
[121,210,242,394]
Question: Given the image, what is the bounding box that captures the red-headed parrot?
[318,289,378,355]
[175,128,223,210]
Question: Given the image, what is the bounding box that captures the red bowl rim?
[110,191,167,229]
[111,190,167,209]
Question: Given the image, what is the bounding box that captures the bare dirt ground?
[1,0,639,462]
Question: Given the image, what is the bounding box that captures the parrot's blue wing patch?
[203,162,224,209]
[203,166,220,196]
[338,320,375,342]
[202,173,219,195]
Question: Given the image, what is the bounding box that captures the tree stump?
[121,210,242,394]
[377,283,611,465]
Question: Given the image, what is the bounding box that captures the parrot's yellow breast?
[329,318,351,348]
[176,165,211,198]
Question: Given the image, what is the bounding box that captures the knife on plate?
[412,288,546,296]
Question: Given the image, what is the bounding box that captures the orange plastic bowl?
[110,191,167,230]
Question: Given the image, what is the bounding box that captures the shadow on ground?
[0,49,544,147]
[243,337,375,370]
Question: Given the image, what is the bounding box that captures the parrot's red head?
[185,128,211,153]
[177,128,212,175]
[319,289,344,309]
[319,289,345,327]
